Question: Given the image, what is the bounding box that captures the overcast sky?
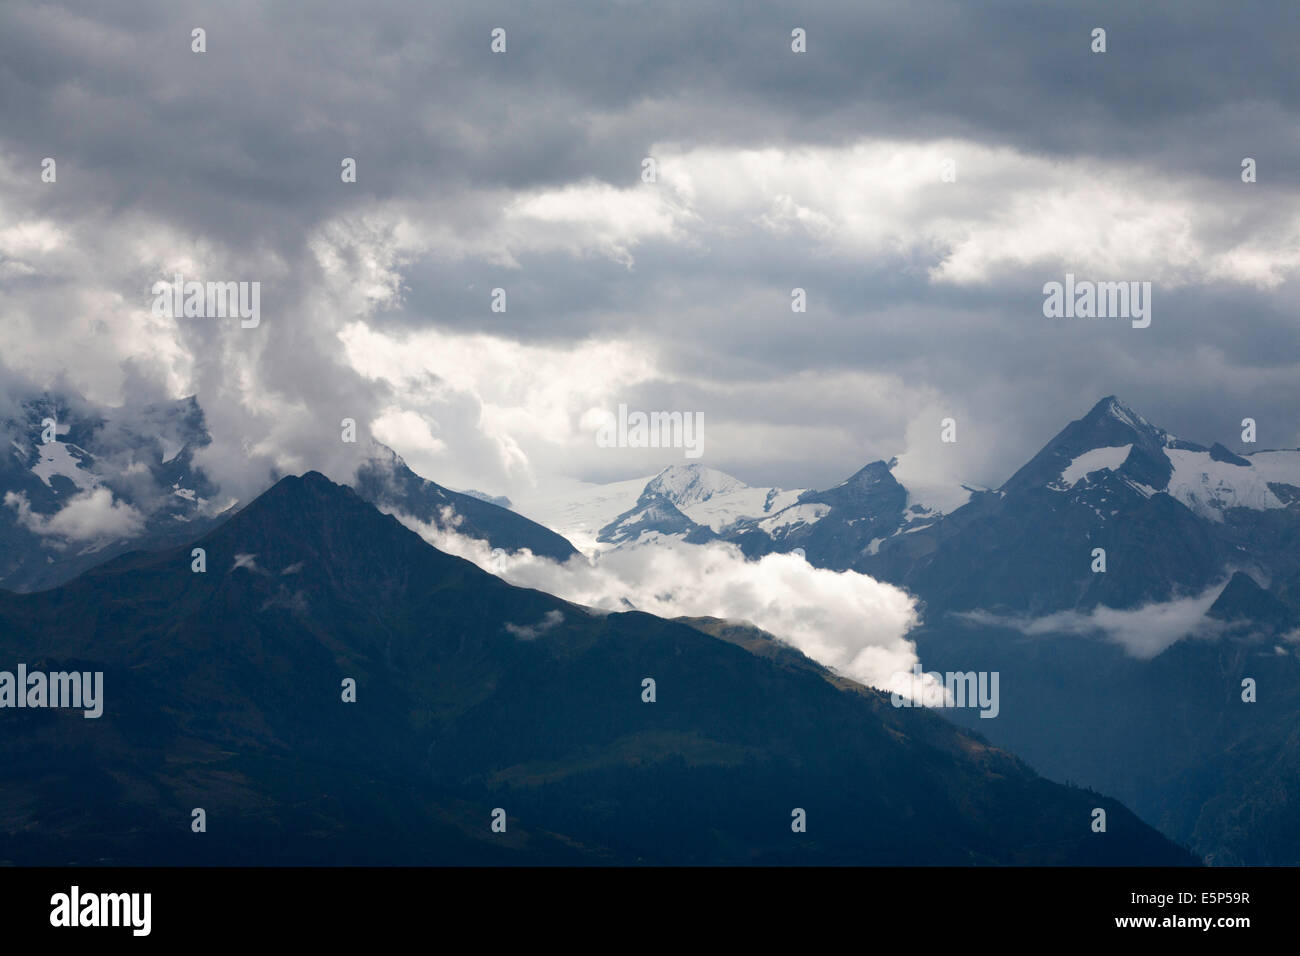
[2,0,1298,508]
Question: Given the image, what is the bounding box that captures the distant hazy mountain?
[553,398,1300,613]
[720,460,948,567]
[849,397,1300,865]
[518,464,805,551]
[0,472,1191,865]
[535,460,969,563]
[527,397,1300,864]
[862,396,1300,615]
[596,460,931,561]
[0,394,229,593]
[0,392,577,592]
[910,584,1300,865]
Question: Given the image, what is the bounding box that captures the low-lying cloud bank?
[393,506,928,695]
[953,583,1234,660]
[4,487,145,545]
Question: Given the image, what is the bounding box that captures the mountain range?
[0,394,574,594]
[518,396,1300,864]
[529,397,1300,615]
[0,471,1189,864]
[4,389,1298,863]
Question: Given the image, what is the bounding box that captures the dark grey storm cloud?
[0,0,1297,499]
[7,0,1300,224]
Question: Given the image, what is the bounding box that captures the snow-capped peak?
[644,464,748,508]
[1164,447,1300,521]
[1008,397,1300,522]
[1097,396,1156,435]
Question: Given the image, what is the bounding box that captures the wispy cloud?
[953,582,1233,659]
[392,506,923,691]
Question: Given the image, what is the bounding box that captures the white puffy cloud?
[370,407,446,457]
[338,318,661,491]
[479,139,1300,288]
[5,487,145,544]
[5,66,1300,518]
[390,506,927,693]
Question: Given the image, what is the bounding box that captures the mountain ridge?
[0,470,1194,865]
[0,391,579,593]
